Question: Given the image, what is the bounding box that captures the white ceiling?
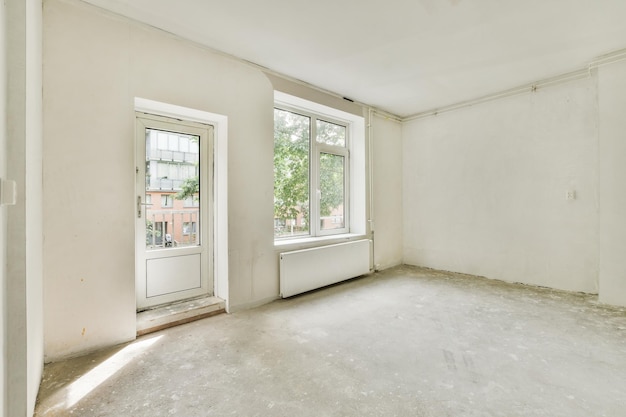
[82,0,626,118]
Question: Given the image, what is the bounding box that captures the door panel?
[136,113,213,310]
[146,254,201,297]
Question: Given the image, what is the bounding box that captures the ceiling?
[82,0,626,118]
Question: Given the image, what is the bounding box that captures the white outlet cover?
[0,179,17,206]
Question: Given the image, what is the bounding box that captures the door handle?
[137,196,153,218]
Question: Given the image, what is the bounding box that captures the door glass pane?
[145,128,200,249]
[316,119,346,147]
[274,109,310,238]
[319,153,345,231]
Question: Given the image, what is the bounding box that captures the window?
[274,103,352,239]
[183,222,197,235]
[146,128,200,190]
[183,195,200,207]
[161,194,173,208]
[146,221,168,247]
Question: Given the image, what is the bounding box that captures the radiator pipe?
[368,108,376,271]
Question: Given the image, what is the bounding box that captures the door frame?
[134,98,230,312]
[135,113,213,310]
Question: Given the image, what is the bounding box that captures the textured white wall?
[43,0,276,360]
[372,114,403,270]
[25,1,44,411]
[42,0,406,361]
[598,60,626,307]
[6,0,44,415]
[403,76,599,294]
[0,1,6,414]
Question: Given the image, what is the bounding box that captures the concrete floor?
[35,265,626,417]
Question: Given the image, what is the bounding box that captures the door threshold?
[136,296,226,336]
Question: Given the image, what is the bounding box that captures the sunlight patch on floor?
[43,335,163,414]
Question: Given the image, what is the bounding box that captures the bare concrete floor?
[35,266,626,417]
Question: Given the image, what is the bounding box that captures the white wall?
[598,60,626,306]
[41,0,409,362]
[43,0,403,361]
[6,0,44,415]
[25,2,44,412]
[44,0,142,361]
[403,76,599,294]
[372,113,403,270]
[0,0,7,414]
[43,0,274,360]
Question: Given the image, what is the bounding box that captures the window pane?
[190,140,199,154]
[145,128,201,249]
[161,194,173,207]
[316,119,346,147]
[157,131,168,149]
[168,134,178,151]
[320,153,345,231]
[183,222,197,235]
[274,108,310,238]
[179,137,189,153]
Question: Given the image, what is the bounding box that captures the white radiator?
[280,239,372,298]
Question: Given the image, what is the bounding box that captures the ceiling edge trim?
[404,47,626,122]
[589,48,626,69]
[404,68,591,122]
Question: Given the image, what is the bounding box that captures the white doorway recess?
[134,98,229,312]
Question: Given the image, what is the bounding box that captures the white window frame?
[274,92,366,244]
[314,125,350,237]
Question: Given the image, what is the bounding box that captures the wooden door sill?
[136,296,225,336]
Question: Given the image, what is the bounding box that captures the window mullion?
[311,116,320,237]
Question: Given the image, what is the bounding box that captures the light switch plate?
[0,179,17,206]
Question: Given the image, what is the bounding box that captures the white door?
[135,113,213,310]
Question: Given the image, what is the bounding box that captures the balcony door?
[135,113,213,310]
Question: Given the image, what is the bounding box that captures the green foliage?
[316,119,346,146]
[274,109,345,229]
[274,109,310,225]
[145,220,161,245]
[176,177,199,201]
[175,135,200,201]
[319,153,344,217]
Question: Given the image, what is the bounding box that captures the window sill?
[274,233,368,251]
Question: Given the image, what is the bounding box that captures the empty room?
[2,0,626,416]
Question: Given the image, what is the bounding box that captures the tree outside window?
[274,107,348,238]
